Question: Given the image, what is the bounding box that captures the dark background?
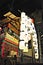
[0,0,43,18]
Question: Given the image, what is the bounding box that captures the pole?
[38,29,42,63]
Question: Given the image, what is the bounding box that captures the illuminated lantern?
[19,12,39,59]
[0,27,2,31]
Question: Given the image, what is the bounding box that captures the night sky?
[0,0,43,18]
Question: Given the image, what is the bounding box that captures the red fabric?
[1,42,6,58]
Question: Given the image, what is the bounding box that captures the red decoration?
[31,19,34,23]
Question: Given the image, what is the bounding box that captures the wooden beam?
[8,23,20,35]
